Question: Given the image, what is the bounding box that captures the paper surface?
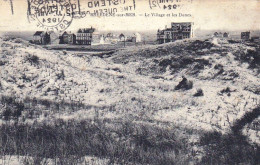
[0,1,259,165]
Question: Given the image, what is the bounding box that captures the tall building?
[76,27,95,45]
[157,22,193,44]
[59,31,76,44]
[171,22,192,40]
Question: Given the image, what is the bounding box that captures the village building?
[103,33,120,44]
[100,35,105,44]
[214,32,219,37]
[131,37,137,43]
[157,30,166,44]
[157,22,193,44]
[251,36,260,43]
[119,33,126,41]
[106,33,114,38]
[76,27,95,45]
[133,32,142,42]
[134,33,142,42]
[126,37,134,42]
[106,37,119,44]
[157,28,172,44]
[92,31,102,44]
[171,22,192,40]
[213,32,228,38]
[223,32,229,38]
[33,31,51,45]
[241,31,250,40]
[59,31,76,44]
[49,32,60,44]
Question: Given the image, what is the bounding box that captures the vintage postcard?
[0,0,259,164]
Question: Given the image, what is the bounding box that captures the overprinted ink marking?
[27,0,76,31]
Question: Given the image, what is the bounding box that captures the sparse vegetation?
[0,96,24,120]
[244,85,260,95]
[228,40,240,44]
[234,47,260,72]
[200,131,260,165]
[0,95,89,121]
[14,38,22,43]
[175,76,193,90]
[231,106,260,134]
[221,87,231,93]
[186,40,214,52]
[193,88,204,97]
[0,60,6,66]
[111,67,121,72]
[25,54,39,65]
[200,106,260,165]
[219,87,235,96]
[214,64,223,70]
[0,119,189,165]
[56,69,65,80]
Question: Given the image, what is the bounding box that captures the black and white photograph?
[0,0,259,164]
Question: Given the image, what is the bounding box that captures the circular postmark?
[28,0,74,31]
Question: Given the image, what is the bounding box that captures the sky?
[0,0,259,32]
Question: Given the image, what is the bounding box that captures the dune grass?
[199,106,260,165]
[0,118,190,165]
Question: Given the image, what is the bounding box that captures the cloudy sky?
[0,0,259,31]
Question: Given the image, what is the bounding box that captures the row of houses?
[32,26,260,46]
[101,33,142,44]
[214,32,229,38]
[157,22,194,44]
[32,28,142,45]
[213,31,260,42]
[213,31,253,40]
[32,27,96,45]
